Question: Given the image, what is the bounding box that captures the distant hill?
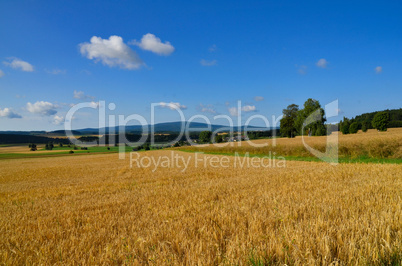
[77,121,270,134]
[0,121,271,144]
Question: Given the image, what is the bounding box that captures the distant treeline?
[351,108,402,129]
[0,129,280,145]
[0,134,71,145]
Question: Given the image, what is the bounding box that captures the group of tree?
[280,100,400,137]
[28,143,37,151]
[45,142,54,150]
[340,110,392,134]
[280,98,326,138]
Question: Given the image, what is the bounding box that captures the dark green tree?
[45,142,54,150]
[361,121,370,132]
[280,104,299,138]
[372,111,389,131]
[29,143,37,151]
[340,117,351,134]
[199,131,212,143]
[214,135,223,143]
[349,122,359,134]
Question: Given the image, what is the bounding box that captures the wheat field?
[181,128,402,160]
[0,147,401,264]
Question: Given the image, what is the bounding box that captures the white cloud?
[159,102,187,110]
[228,105,256,116]
[316,58,328,68]
[228,107,238,116]
[254,96,264,101]
[46,69,66,75]
[375,66,383,74]
[53,115,64,125]
[198,104,216,114]
[131,33,175,55]
[209,44,217,52]
[200,59,217,66]
[0,108,22,119]
[73,90,95,100]
[3,58,34,72]
[89,101,100,108]
[26,101,58,116]
[242,105,256,112]
[297,65,308,75]
[80,35,143,70]
[0,70,4,78]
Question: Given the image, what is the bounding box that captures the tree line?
[279,99,401,137]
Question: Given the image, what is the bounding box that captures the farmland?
[0,129,401,264]
[180,128,402,164]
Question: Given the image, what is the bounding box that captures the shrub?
[69,150,74,154]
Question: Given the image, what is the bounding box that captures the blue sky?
[0,0,401,131]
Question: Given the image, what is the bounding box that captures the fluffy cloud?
[375,66,383,74]
[200,59,217,66]
[254,96,264,102]
[228,105,257,116]
[53,115,64,125]
[228,107,238,116]
[159,102,187,110]
[131,33,175,55]
[242,105,256,112]
[198,104,216,114]
[0,108,22,119]
[80,35,143,70]
[4,58,34,72]
[0,70,4,78]
[73,90,95,100]
[26,101,58,116]
[316,58,328,68]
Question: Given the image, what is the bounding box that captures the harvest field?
[180,128,402,164]
[0,130,401,264]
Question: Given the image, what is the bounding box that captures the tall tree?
[294,98,326,136]
[340,117,351,134]
[280,104,299,138]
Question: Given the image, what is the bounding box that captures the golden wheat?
[180,128,402,159]
[0,148,401,264]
